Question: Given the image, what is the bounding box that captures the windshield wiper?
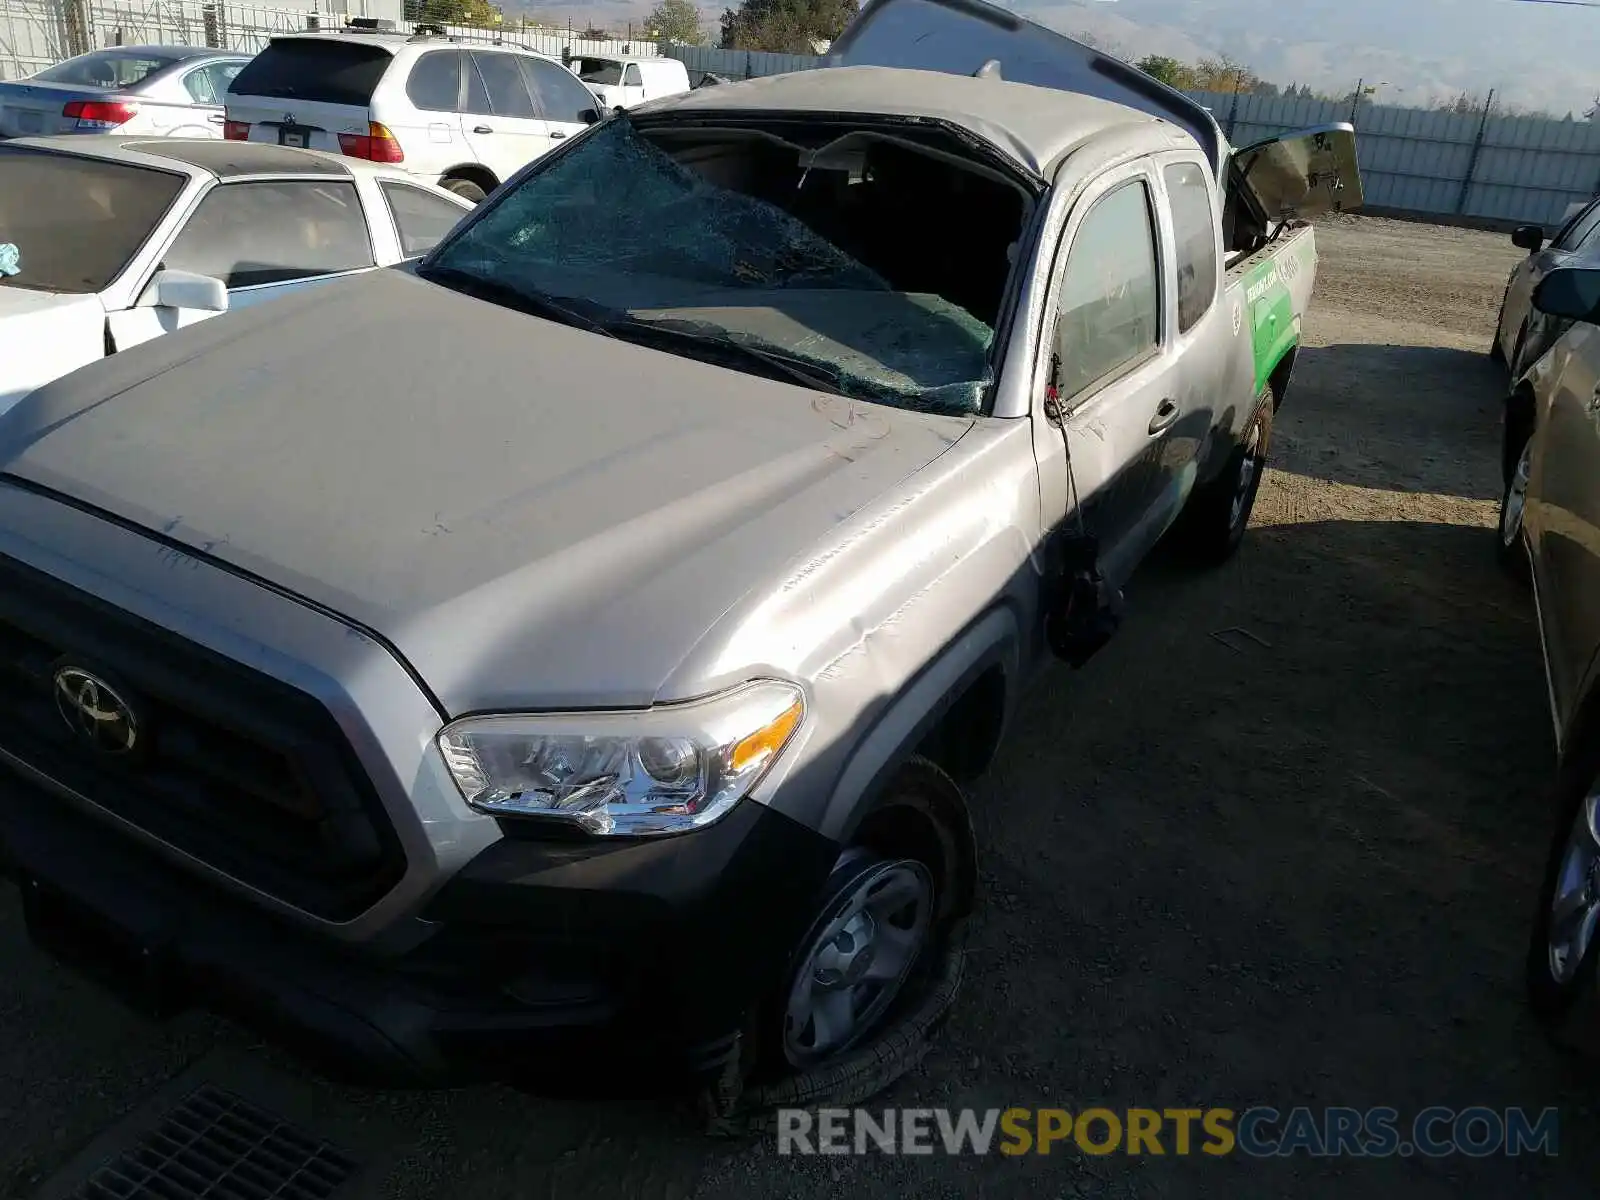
[416,265,613,337]
[603,316,847,396]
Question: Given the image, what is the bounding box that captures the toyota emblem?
[53,667,138,755]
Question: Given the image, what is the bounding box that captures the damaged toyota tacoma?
[0,0,1358,1108]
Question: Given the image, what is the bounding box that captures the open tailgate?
[1231,124,1363,223]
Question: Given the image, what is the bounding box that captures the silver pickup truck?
[0,0,1358,1104]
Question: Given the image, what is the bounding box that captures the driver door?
[1034,160,1186,585]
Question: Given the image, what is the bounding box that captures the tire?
[1526,731,1600,1026]
[441,177,488,204]
[1176,388,1274,567]
[706,757,975,1129]
[1497,421,1533,584]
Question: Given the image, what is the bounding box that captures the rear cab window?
[162,180,374,288]
[226,39,393,106]
[1163,161,1219,334]
[0,146,187,294]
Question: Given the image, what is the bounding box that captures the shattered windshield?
[425,118,1021,415]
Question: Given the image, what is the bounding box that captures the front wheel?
[1527,740,1600,1026]
[1175,389,1274,566]
[1498,427,1533,583]
[713,758,974,1123]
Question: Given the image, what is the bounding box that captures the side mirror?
[580,107,600,125]
[1532,266,1600,323]
[1513,225,1546,253]
[147,268,228,313]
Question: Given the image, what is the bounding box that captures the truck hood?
[0,286,105,416]
[0,268,974,714]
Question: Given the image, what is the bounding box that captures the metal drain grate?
[71,1085,358,1200]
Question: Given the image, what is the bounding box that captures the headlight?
[436,680,804,836]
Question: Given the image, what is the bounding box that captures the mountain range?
[512,0,1600,115]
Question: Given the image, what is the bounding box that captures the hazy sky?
[1020,0,1600,111]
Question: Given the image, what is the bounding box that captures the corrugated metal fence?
[1193,88,1600,228]
[663,44,1600,229]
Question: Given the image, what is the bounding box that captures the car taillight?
[223,119,250,140]
[63,99,138,129]
[337,121,403,163]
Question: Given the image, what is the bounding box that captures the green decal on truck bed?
[1242,235,1313,395]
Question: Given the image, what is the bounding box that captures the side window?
[472,51,538,119]
[1164,162,1219,334]
[462,53,492,116]
[622,63,643,86]
[406,50,462,113]
[183,63,241,104]
[182,66,217,104]
[1054,180,1161,401]
[382,182,467,257]
[162,181,374,289]
[1555,203,1600,252]
[520,56,598,125]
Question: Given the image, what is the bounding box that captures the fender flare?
[817,604,1023,844]
[1260,320,1301,399]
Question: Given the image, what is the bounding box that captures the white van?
[568,55,690,112]
[224,28,602,202]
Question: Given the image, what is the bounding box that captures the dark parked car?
[1492,197,1600,376]
[1497,264,1600,1026]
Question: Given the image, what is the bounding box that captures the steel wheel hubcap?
[1548,790,1600,985]
[1230,418,1265,529]
[782,856,934,1067]
[1502,439,1533,548]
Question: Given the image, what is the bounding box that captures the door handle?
[1148,398,1180,435]
[207,112,224,123]
[472,124,493,134]
[550,130,566,140]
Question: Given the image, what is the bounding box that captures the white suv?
[223,28,602,202]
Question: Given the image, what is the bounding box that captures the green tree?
[1134,55,1195,91]
[406,0,500,27]
[719,0,858,53]
[646,0,706,43]
[1193,54,1258,94]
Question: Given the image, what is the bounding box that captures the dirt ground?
[3,214,1597,1199]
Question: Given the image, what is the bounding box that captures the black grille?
[73,1086,358,1200]
[0,553,405,920]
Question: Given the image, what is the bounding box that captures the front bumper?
[0,769,840,1086]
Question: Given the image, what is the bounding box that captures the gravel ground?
[3,214,1596,1199]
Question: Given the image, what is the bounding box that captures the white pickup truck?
[0,0,1359,1109]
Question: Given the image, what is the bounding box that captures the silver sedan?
[0,46,252,140]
